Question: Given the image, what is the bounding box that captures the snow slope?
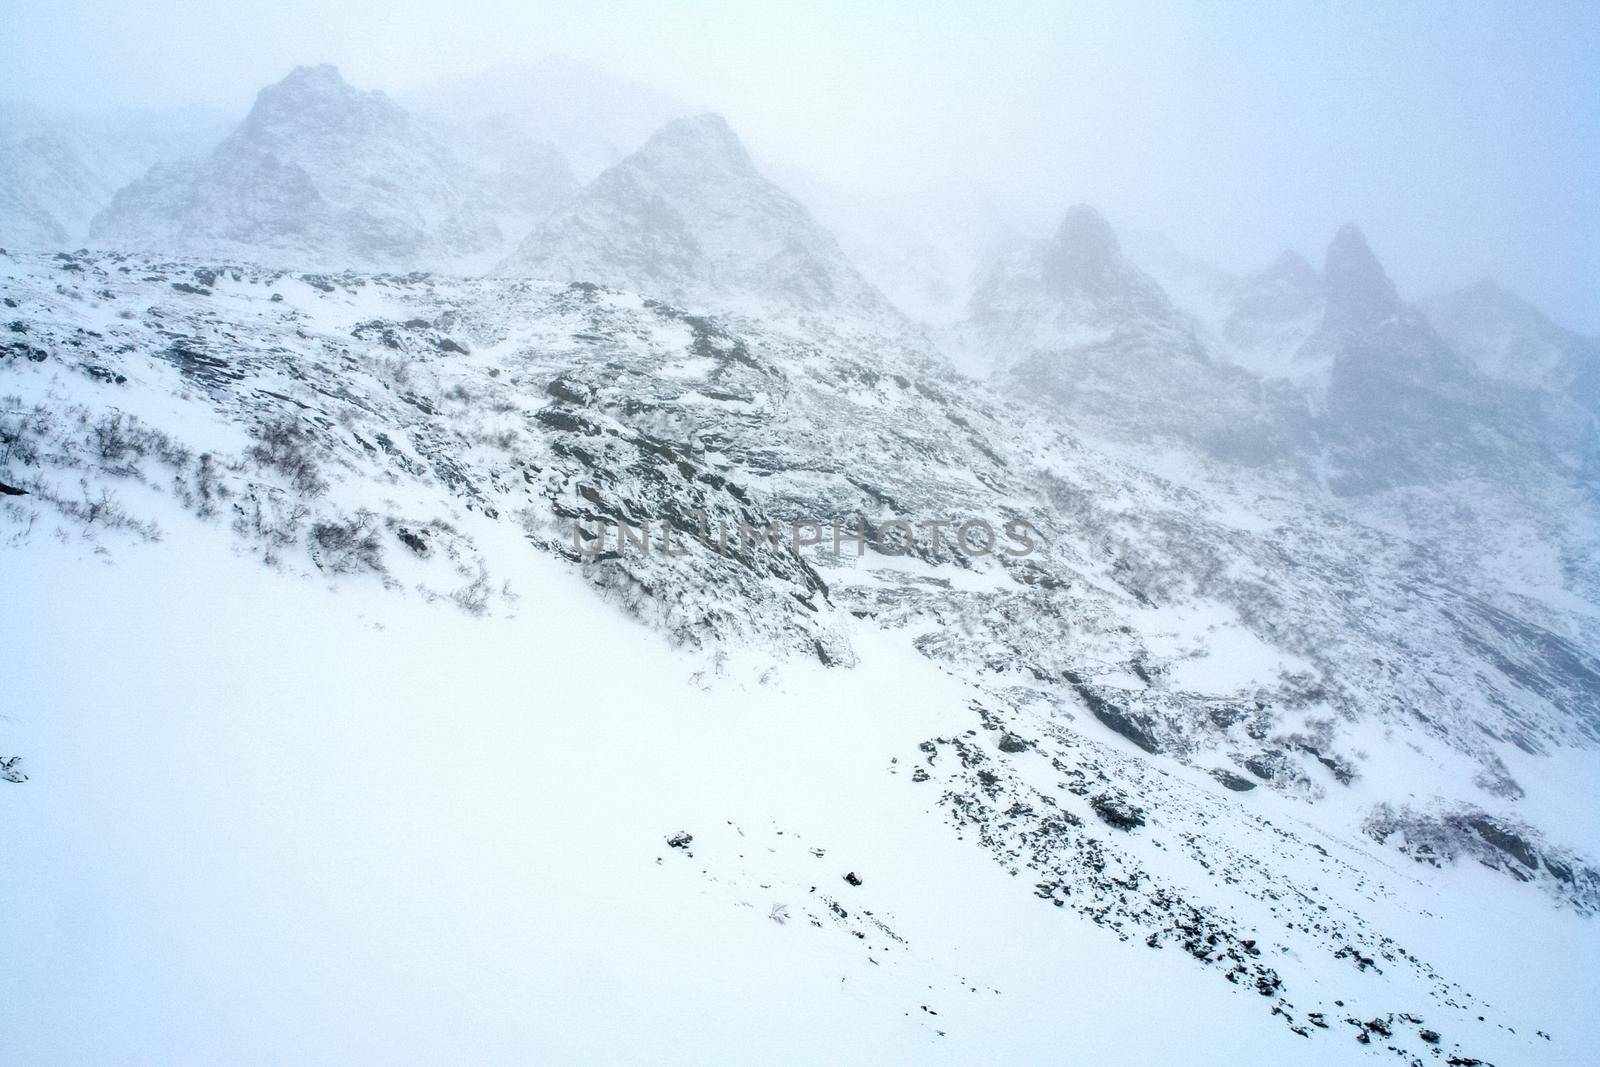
[4,247,1599,1062]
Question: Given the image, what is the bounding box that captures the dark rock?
[1070,678,1160,753]
[1210,768,1258,792]
[997,733,1030,753]
[1468,815,1539,870]
[666,831,693,850]
[1090,794,1145,831]
[843,871,863,886]
[84,365,127,385]
[1243,755,1278,780]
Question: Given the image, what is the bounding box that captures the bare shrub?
[192,452,227,518]
[1,398,54,468]
[41,477,159,540]
[88,411,132,462]
[449,562,492,616]
[248,419,327,496]
[175,451,230,519]
[232,489,310,562]
[310,510,385,574]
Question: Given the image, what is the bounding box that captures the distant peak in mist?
[254,64,363,108]
[239,64,408,143]
[1054,204,1121,261]
[639,112,752,169]
[1324,222,1401,327]
[1263,248,1319,285]
[277,64,347,89]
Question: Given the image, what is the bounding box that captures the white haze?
[2,0,1596,332]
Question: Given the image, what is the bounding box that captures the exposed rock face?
[1319,223,1405,335]
[1364,803,1600,912]
[4,246,1596,1065]
[962,210,1596,506]
[497,113,897,321]
[963,204,1203,367]
[959,205,1312,463]
[90,66,507,271]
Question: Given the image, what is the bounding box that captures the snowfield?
[1,60,1597,1064]
[7,516,1596,1064]
[2,244,1596,1064]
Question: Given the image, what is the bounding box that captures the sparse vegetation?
[311,509,385,574]
[248,418,328,495]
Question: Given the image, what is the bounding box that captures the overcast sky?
[4,0,1596,330]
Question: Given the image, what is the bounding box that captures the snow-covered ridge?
[2,59,1598,1063]
[85,66,516,272]
[497,113,899,323]
[4,246,1599,1060]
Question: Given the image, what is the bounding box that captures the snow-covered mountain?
[954,205,1304,462]
[4,245,1599,1062]
[89,66,513,272]
[1422,280,1600,476]
[4,58,1599,1067]
[497,113,898,322]
[959,209,1591,493]
[1423,279,1600,399]
[0,101,228,249]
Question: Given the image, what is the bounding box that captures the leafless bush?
[1,397,54,468]
[174,452,230,519]
[248,418,327,496]
[366,354,416,390]
[311,509,385,574]
[449,562,492,616]
[232,489,310,563]
[88,411,132,462]
[42,477,158,539]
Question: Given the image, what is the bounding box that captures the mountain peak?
[1054,204,1120,260]
[91,64,498,270]
[1038,204,1124,291]
[1323,222,1401,329]
[254,64,362,108]
[241,65,400,139]
[278,64,348,89]
[496,112,891,318]
[637,111,753,170]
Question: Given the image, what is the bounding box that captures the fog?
[3,0,1596,330]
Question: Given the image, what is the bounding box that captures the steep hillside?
[4,247,1599,1062]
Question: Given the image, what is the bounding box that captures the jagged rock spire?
[1323,223,1401,331]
